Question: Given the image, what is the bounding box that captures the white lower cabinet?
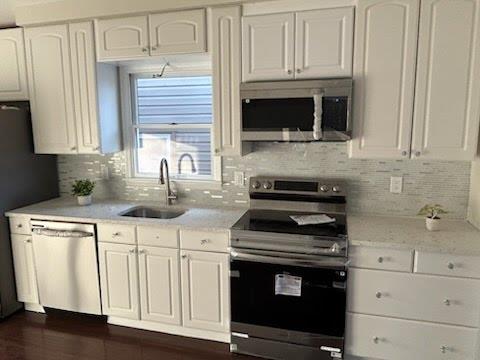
[11,234,38,304]
[346,313,478,360]
[138,246,181,325]
[98,242,140,320]
[180,250,230,333]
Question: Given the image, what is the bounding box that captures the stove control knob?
[320,185,330,192]
[263,181,273,190]
[252,181,261,189]
[332,186,341,193]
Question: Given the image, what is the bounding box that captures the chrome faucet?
[159,158,177,205]
[178,153,197,175]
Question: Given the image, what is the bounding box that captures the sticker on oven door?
[275,274,302,297]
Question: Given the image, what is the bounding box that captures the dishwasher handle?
[32,228,94,238]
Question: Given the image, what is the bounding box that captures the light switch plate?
[390,176,403,194]
[234,171,245,187]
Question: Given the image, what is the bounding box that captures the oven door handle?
[230,250,349,269]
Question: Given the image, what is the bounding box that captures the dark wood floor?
[0,310,259,360]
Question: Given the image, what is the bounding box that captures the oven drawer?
[345,313,478,360]
[349,246,413,272]
[180,230,229,253]
[97,224,136,245]
[414,251,480,279]
[347,269,480,327]
[137,226,178,248]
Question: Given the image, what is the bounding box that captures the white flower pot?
[77,195,92,206]
[426,217,441,231]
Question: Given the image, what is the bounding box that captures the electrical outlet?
[234,171,245,187]
[390,176,403,194]
[100,164,110,180]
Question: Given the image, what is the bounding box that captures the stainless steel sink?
[120,206,186,219]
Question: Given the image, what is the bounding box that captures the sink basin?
[120,206,186,219]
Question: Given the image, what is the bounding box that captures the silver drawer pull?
[444,299,451,306]
[24,239,31,243]
[17,224,23,228]
[129,248,136,253]
[112,232,121,237]
[377,256,384,263]
[138,249,146,255]
[373,337,380,344]
[200,239,210,245]
[447,262,455,270]
[440,346,448,353]
[375,292,382,299]
[181,254,188,259]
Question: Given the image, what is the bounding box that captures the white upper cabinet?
[295,7,354,79]
[242,13,295,82]
[24,25,77,154]
[0,28,28,101]
[25,22,121,155]
[180,250,230,333]
[412,0,480,161]
[95,16,150,60]
[242,8,354,82]
[149,9,206,55]
[349,0,419,159]
[210,6,244,157]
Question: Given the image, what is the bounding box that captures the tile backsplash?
[58,143,471,218]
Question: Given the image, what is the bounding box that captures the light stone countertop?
[6,198,480,255]
[348,214,480,255]
[5,197,246,232]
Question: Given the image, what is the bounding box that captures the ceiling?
[0,0,61,26]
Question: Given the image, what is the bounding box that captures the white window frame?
[119,64,221,188]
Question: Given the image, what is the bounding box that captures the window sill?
[124,177,223,191]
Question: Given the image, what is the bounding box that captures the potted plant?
[418,204,448,231]
[72,179,95,206]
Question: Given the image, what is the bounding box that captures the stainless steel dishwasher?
[31,220,102,315]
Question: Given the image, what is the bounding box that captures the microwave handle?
[313,91,324,140]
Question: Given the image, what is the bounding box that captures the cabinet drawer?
[9,216,31,235]
[415,251,480,279]
[180,230,229,253]
[347,269,480,327]
[346,313,477,360]
[97,224,136,244]
[137,226,178,248]
[349,246,413,272]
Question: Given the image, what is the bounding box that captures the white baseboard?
[108,316,231,343]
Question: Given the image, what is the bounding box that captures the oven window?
[231,260,346,337]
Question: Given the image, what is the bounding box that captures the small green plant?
[418,204,448,219]
[71,179,95,197]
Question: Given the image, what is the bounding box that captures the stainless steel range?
[230,177,348,360]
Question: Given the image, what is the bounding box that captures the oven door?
[230,251,347,351]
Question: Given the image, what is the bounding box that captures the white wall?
[0,0,16,27]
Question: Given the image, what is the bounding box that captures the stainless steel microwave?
[240,79,352,142]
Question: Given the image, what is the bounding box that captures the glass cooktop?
[231,209,347,238]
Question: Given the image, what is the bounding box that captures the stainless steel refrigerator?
[0,101,58,318]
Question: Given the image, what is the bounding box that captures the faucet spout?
[159,158,177,205]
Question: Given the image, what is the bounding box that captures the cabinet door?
[98,243,139,320]
[242,13,295,82]
[95,16,149,60]
[11,235,38,304]
[210,6,242,157]
[295,7,354,79]
[69,22,100,154]
[24,25,77,154]
[0,28,28,101]
[349,0,419,159]
[412,0,480,160]
[149,9,206,55]
[138,246,181,325]
[180,250,229,333]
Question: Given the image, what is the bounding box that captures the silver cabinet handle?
[440,346,448,353]
[93,146,100,151]
[401,150,408,156]
[377,257,384,263]
[214,148,220,154]
[373,337,379,344]
[415,151,421,157]
[181,254,188,259]
[142,47,148,52]
[129,248,136,253]
[16,224,23,228]
[138,249,146,255]
[444,299,451,306]
[447,262,455,270]
[24,239,31,243]
[71,146,76,151]
[112,232,121,237]
[287,69,292,75]
[151,46,157,51]
[200,239,210,245]
[296,68,301,74]
[376,292,382,299]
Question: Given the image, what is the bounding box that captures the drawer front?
[346,313,477,360]
[415,251,480,279]
[180,230,229,253]
[9,216,31,235]
[347,268,480,327]
[137,226,178,248]
[349,246,413,272]
[97,224,136,244]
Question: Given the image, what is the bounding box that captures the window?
[128,73,214,181]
